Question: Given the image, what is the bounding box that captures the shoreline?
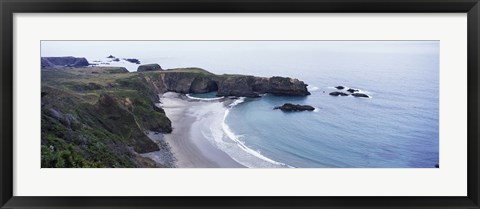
[153,92,245,168]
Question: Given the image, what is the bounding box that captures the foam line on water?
[186,94,224,101]
[327,86,373,98]
[307,85,320,92]
[228,97,246,107]
[222,108,291,167]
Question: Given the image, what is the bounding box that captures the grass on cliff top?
[139,63,160,67]
[42,67,132,87]
[162,67,214,75]
[42,66,219,99]
[43,66,129,75]
[220,73,252,79]
[42,68,170,131]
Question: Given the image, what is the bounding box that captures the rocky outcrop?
[351,93,370,98]
[138,64,163,72]
[216,75,310,97]
[98,93,116,107]
[329,91,349,96]
[264,77,311,96]
[347,88,359,93]
[147,69,310,97]
[216,76,263,98]
[41,57,90,69]
[160,72,201,94]
[274,103,315,112]
[124,58,141,64]
[190,77,219,93]
[329,86,370,98]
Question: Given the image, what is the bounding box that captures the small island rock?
[124,58,141,64]
[351,93,370,98]
[347,88,359,93]
[329,91,349,96]
[335,86,345,90]
[273,103,315,112]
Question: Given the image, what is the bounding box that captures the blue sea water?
[42,41,439,168]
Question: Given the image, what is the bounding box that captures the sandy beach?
[153,92,245,168]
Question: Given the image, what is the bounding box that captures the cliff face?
[41,56,90,68]
[217,76,311,97]
[41,87,165,168]
[265,76,311,96]
[41,66,309,168]
[148,69,310,97]
[41,68,173,168]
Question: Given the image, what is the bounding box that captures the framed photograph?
[1,0,479,208]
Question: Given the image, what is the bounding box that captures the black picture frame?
[1,0,479,208]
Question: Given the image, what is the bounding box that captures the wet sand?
[156,92,244,168]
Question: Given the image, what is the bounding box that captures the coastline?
[155,92,245,168]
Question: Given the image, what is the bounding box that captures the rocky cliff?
[41,67,173,168]
[41,56,90,68]
[41,65,310,168]
[146,68,310,97]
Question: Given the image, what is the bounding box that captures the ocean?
[42,41,440,168]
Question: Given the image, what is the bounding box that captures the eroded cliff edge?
[41,64,310,168]
[144,68,310,97]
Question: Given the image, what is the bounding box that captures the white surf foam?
[307,85,320,92]
[228,97,246,108]
[327,86,373,98]
[185,94,224,101]
[184,96,291,168]
[221,109,292,167]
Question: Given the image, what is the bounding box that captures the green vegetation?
[163,67,214,75]
[41,67,171,168]
[221,74,251,79]
[142,64,159,67]
[41,65,304,168]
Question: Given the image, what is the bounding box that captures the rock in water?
[124,58,141,64]
[329,91,349,96]
[335,86,345,90]
[107,55,115,58]
[264,77,311,96]
[347,88,359,93]
[351,93,370,98]
[274,103,315,112]
[137,64,163,72]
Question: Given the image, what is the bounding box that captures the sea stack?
[274,103,315,112]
